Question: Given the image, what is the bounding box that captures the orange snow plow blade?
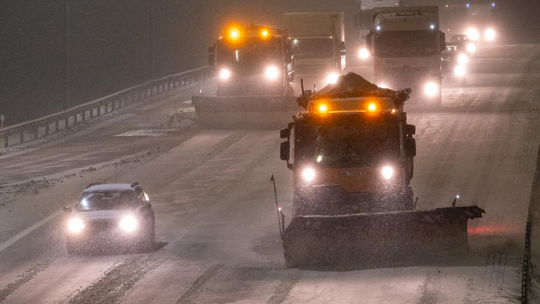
[282,206,485,267]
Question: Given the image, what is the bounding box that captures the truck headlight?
[457,53,469,65]
[484,28,496,41]
[454,65,466,77]
[359,48,370,60]
[119,215,138,233]
[466,42,477,54]
[424,82,439,97]
[381,166,394,180]
[265,66,280,80]
[326,73,339,85]
[466,28,480,41]
[301,168,316,182]
[68,218,85,234]
[219,68,231,80]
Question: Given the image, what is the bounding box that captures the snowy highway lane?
[0,44,540,303]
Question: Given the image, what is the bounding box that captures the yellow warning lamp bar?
[309,99,397,115]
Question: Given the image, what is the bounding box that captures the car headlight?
[265,66,280,80]
[219,68,231,80]
[119,215,138,233]
[68,218,85,234]
[484,28,496,41]
[466,42,477,54]
[326,73,339,85]
[301,168,316,182]
[466,28,480,41]
[424,81,439,97]
[457,53,469,65]
[381,166,394,180]
[359,48,370,60]
[454,65,466,77]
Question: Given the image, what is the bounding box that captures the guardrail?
[523,145,540,303]
[0,66,213,148]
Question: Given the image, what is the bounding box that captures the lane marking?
[0,210,62,254]
[182,100,192,104]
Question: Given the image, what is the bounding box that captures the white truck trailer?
[282,12,346,89]
[366,6,446,106]
[355,0,400,61]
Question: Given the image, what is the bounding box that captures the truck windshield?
[218,38,280,67]
[291,38,333,59]
[300,118,401,168]
[76,191,137,211]
[374,31,439,57]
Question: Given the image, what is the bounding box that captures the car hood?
[74,210,135,221]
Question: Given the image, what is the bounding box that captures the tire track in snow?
[68,256,162,304]
[176,264,223,304]
[267,270,302,304]
[0,259,53,303]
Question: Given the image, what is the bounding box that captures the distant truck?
[282,12,346,88]
[366,6,446,106]
[355,0,400,61]
[401,0,498,42]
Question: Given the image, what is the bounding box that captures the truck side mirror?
[63,206,72,212]
[405,138,416,157]
[286,45,293,63]
[280,142,290,161]
[366,31,373,53]
[208,46,215,67]
[405,124,416,135]
[280,128,291,139]
[339,41,346,51]
[439,32,446,53]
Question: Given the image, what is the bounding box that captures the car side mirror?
[63,206,72,212]
[405,138,416,157]
[280,142,290,161]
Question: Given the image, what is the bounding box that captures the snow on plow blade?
[282,206,485,267]
[192,95,300,129]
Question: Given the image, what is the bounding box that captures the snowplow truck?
[193,25,300,129]
[278,73,484,267]
[366,6,446,107]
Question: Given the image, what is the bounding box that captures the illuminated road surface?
[0,45,539,303]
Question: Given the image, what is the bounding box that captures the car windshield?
[291,38,334,59]
[76,191,137,211]
[299,118,401,168]
[373,31,439,57]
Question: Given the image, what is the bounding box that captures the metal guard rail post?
[0,66,212,148]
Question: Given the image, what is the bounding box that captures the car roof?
[83,183,136,193]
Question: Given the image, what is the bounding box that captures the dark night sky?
[1,0,539,125]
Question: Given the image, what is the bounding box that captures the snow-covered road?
[0,44,539,303]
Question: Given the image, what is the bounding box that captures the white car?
[63,182,155,254]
